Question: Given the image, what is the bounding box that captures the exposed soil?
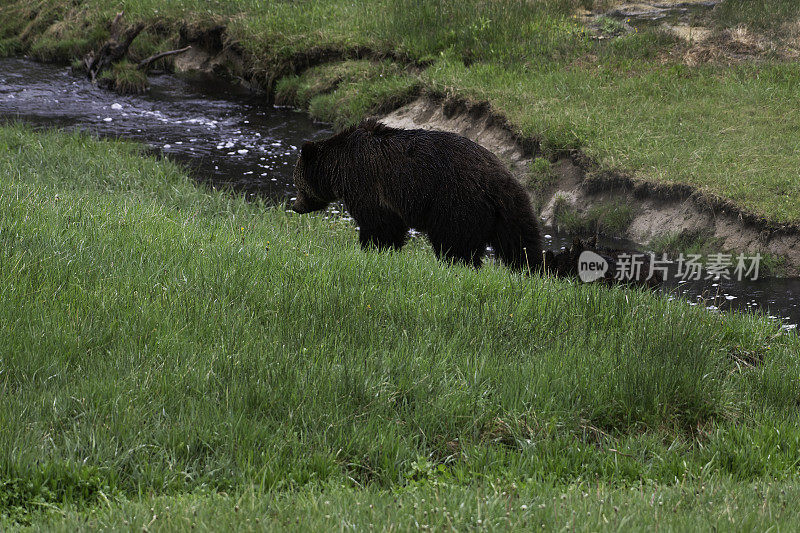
[581,0,720,42]
[683,25,800,64]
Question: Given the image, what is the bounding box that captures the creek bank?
[164,24,800,274]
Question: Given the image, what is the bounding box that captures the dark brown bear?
[291,119,542,270]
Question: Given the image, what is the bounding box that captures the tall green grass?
[379,0,587,65]
[2,124,800,527]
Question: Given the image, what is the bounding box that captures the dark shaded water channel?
[0,57,330,196]
[1,58,797,330]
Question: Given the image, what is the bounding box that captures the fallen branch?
[87,20,145,82]
[137,45,192,70]
[82,11,189,93]
[109,11,125,34]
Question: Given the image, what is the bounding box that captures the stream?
[1,57,797,330]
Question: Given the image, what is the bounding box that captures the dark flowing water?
[1,57,797,330]
[0,57,332,197]
[542,232,799,331]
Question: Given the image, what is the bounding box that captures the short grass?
[423,57,800,223]
[274,60,420,128]
[2,124,800,528]
[714,0,800,32]
[19,480,800,531]
[1,1,799,223]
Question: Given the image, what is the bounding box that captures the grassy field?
[0,0,799,223]
[2,123,800,529]
[3,0,800,529]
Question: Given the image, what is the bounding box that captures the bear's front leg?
[351,207,409,252]
[427,227,487,269]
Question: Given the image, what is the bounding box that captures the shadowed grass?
[2,124,800,527]
[553,197,634,235]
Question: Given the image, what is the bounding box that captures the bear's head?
[292,141,334,214]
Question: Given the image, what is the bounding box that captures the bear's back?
[356,120,507,174]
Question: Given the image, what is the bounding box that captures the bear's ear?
[301,141,317,160]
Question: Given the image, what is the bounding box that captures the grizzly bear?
[291,119,542,270]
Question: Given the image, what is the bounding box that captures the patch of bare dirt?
[582,1,719,43]
[605,1,719,17]
[379,98,535,178]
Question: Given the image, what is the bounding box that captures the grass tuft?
[553,197,634,235]
[98,60,150,94]
[275,60,419,127]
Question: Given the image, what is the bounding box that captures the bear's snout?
[291,197,309,214]
[292,193,328,214]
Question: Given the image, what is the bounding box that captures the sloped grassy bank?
[2,0,800,274]
[2,124,800,528]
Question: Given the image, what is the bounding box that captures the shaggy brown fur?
[292,119,542,270]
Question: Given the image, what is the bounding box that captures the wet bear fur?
[292,119,542,270]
